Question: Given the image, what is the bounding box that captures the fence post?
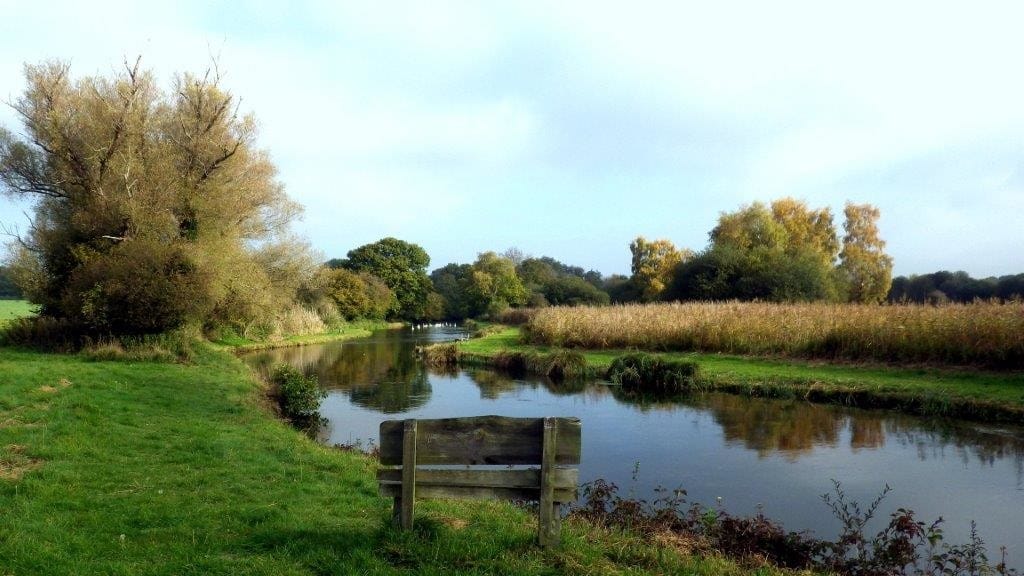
[399,419,417,529]
[538,417,560,547]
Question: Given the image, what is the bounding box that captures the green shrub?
[607,353,701,394]
[272,364,325,419]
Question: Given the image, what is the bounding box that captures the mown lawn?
[458,327,1024,419]
[0,344,789,575]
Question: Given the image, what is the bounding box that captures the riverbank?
[446,327,1024,423]
[213,320,404,353]
[0,344,790,575]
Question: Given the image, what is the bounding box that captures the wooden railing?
[377,415,582,547]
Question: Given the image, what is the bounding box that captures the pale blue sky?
[2,1,1022,277]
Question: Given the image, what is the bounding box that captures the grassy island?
[445,323,1024,423]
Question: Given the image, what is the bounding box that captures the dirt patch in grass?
[0,445,43,481]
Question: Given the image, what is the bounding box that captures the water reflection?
[458,366,1024,475]
[241,327,1024,565]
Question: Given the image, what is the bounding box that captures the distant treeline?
[888,271,1024,303]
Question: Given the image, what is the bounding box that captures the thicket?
[524,301,1024,369]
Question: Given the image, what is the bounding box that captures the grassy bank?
[212,320,403,353]
[525,302,1024,369]
[451,327,1024,423]
[0,344,789,575]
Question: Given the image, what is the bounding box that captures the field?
[524,301,1024,369]
[0,344,784,575]
[0,299,36,326]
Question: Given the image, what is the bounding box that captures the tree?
[838,202,893,303]
[339,237,434,320]
[517,256,610,307]
[666,243,836,303]
[0,59,304,335]
[430,263,474,320]
[466,252,528,317]
[629,237,690,301]
[769,197,839,265]
[709,202,788,253]
[301,267,396,321]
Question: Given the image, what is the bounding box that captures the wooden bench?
[377,415,581,547]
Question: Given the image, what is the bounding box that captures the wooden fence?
[377,415,582,547]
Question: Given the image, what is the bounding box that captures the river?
[242,326,1024,565]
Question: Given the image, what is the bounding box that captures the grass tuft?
[607,353,702,394]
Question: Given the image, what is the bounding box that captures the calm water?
[243,327,1024,564]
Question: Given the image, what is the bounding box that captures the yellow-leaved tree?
[838,202,893,303]
[0,59,312,336]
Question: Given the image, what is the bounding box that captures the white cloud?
[2,0,1023,275]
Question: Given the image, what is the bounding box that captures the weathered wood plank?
[379,416,581,466]
[538,417,559,547]
[379,483,577,502]
[377,467,578,490]
[400,419,417,529]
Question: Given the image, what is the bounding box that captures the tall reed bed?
[524,301,1024,368]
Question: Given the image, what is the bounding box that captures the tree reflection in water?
[246,331,432,413]
[246,331,1024,485]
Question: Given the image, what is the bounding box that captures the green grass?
[457,327,1024,422]
[0,299,37,326]
[0,344,790,575]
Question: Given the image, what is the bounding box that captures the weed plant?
[526,301,1024,368]
[271,364,325,420]
[573,478,1018,575]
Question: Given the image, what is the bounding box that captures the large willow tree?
[0,59,306,335]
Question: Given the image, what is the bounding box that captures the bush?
[607,353,701,394]
[272,364,325,419]
[62,240,213,336]
[492,307,539,326]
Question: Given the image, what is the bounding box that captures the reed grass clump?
[607,353,702,394]
[526,301,1024,369]
[488,349,589,380]
[417,343,461,367]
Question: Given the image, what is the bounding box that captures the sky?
[1,0,1022,278]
